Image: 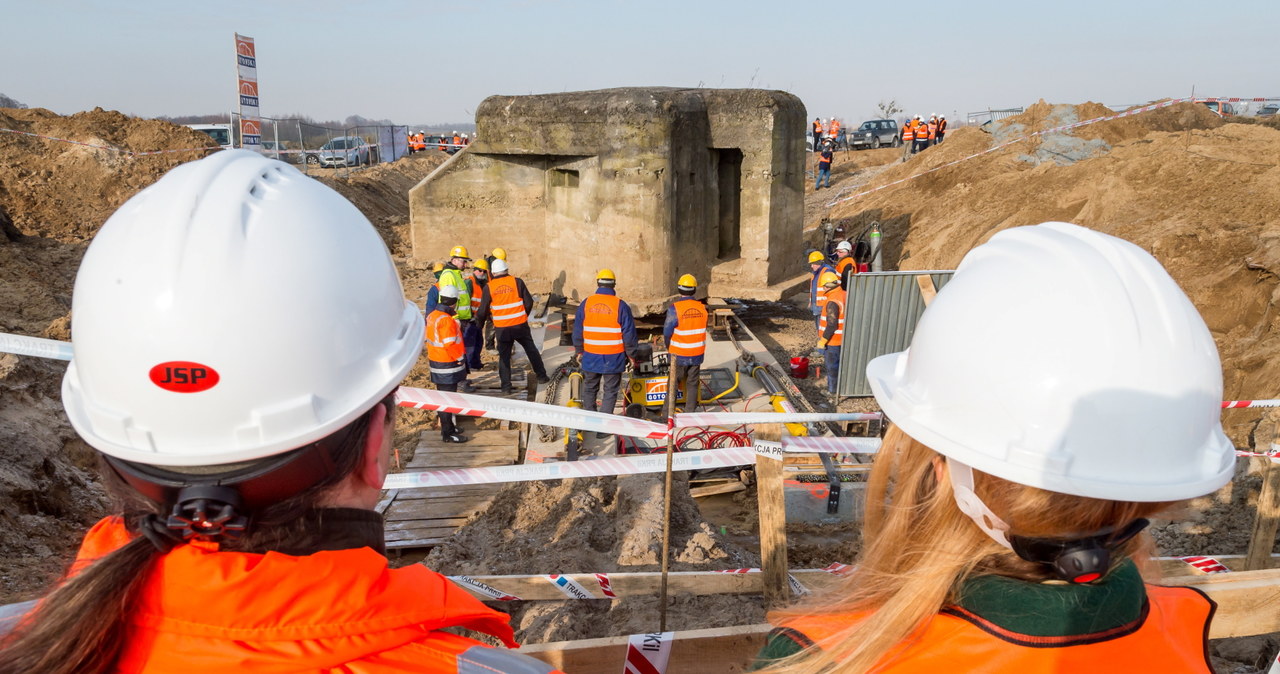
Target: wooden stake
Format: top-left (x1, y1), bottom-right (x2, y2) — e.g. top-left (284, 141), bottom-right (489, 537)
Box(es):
top-left (658, 359), bottom-right (679, 631)
top-left (915, 274), bottom-right (937, 306)
top-left (1245, 456), bottom-right (1280, 570)
top-left (754, 423), bottom-right (789, 607)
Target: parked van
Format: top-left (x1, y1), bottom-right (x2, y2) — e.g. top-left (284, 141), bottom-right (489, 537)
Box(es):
top-left (185, 124), bottom-right (234, 149)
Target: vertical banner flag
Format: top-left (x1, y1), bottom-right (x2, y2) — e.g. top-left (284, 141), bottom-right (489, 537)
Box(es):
top-left (234, 33), bottom-right (260, 147)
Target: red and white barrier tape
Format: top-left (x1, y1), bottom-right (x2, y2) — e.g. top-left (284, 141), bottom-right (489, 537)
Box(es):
top-left (1179, 555), bottom-right (1231, 574)
top-left (783, 435), bottom-right (881, 454)
top-left (382, 445), bottom-right (758, 489)
top-left (596, 573), bottom-right (618, 598)
top-left (624, 632), bottom-right (673, 674)
top-left (825, 97), bottom-right (1198, 207)
top-left (448, 575), bottom-right (522, 601)
top-left (1222, 399), bottom-right (1280, 409)
top-left (0, 333), bottom-right (74, 361)
top-left (546, 573), bottom-right (598, 600)
top-left (396, 386), bottom-right (669, 440)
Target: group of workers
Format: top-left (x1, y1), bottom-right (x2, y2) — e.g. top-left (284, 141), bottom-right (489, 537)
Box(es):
top-left (423, 245), bottom-right (550, 442)
top-left (807, 241), bottom-right (866, 398)
top-left (407, 130), bottom-right (471, 155)
top-left (811, 116), bottom-right (845, 152)
top-left (902, 112), bottom-right (946, 157)
top-left (0, 148), bottom-right (1240, 674)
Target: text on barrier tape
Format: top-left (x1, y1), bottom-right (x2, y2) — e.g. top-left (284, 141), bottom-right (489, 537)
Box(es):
top-left (547, 574), bottom-right (597, 600)
top-left (382, 446), bottom-right (758, 489)
top-left (448, 575), bottom-right (521, 601)
top-left (624, 632), bottom-right (673, 674)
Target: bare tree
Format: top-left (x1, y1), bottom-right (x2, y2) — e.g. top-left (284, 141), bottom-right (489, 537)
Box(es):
top-left (0, 93), bottom-right (28, 109)
top-left (876, 99), bottom-right (903, 119)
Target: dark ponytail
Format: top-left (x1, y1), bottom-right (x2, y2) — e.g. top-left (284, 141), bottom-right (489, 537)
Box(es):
top-left (0, 397), bottom-right (388, 674)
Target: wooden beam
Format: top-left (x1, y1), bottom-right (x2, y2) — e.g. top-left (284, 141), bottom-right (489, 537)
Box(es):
top-left (1158, 568), bottom-right (1280, 638)
top-left (690, 481), bottom-right (746, 498)
top-left (523, 624), bottom-right (771, 673)
top-left (916, 274), bottom-right (937, 306)
top-left (754, 424), bottom-right (789, 607)
top-left (1245, 457), bottom-right (1280, 570)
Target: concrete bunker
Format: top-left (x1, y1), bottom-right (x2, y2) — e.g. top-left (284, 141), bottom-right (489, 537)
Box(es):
top-left (408, 87), bottom-right (808, 314)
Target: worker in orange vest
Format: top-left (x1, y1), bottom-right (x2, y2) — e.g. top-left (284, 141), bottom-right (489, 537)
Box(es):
top-left (572, 269), bottom-right (639, 438)
top-left (812, 117), bottom-right (825, 152)
top-left (900, 119), bottom-right (915, 160)
top-left (754, 223), bottom-right (1233, 674)
top-left (833, 240), bottom-right (857, 288)
top-left (808, 250), bottom-right (836, 328)
top-left (936, 114), bottom-right (948, 144)
top-left (426, 284), bottom-right (470, 444)
top-left (663, 274), bottom-right (708, 408)
top-left (0, 150), bottom-right (564, 674)
top-left (815, 271), bottom-right (845, 399)
top-left (927, 114), bottom-right (939, 147)
top-left (815, 139), bottom-right (834, 190)
top-left (828, 118), bottom-right (842, 148)
top-left (476, 259), bottom-right (550, 395)
top-left (913, 115), bottom-right (930, 154)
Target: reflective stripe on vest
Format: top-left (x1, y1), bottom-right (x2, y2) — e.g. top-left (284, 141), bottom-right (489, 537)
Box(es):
top-left (426, 310), bottom-right (466, 364)
top-left (488, 275), bottom-right (528, 327)
top-left (669, 298), bottom-right (708, 357)
top-left (903, 125), bottom-right (915, 140)
top-left (470, 281), bottom-right (485, 314)
top-left (582, 294), bottom-right (624, 354)
top-left (928, 122), bottom-right (938, 138)
top-left (779, 583), bottom-right (1215, 672)
top-left (814, 121), bottom-right (824, 133)
top-left (819, 288), bottom-right (846, 346)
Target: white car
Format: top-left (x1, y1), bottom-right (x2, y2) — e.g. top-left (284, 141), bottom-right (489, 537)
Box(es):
top-left (318, 136), bottom-right (371, 168)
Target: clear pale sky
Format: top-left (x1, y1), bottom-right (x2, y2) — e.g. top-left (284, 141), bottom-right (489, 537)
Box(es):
top-left (2, 0), bottom-right (1275, 126)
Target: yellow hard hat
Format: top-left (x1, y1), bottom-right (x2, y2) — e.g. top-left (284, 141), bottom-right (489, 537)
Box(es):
top-left (819, 271), bottom-right (841, 287)
top-left (677, 274), bottom-right (697, 290)
top-left (492, 247), bottom-right (507, 261)
top-left (472, 259), bottom-right (490, 272)
top-left (597, 268), bottom-right (617, 284)
top-left (430, 262), bottom-right (444, 273)
top-left (807, 251), bottom-right (825, 264)
top-left (449, 245), bottom-right (470, 260)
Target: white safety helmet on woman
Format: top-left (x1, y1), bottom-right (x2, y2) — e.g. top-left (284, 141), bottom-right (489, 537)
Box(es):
top-left (62, 149), bottom-right (423, 468)
top-left (866, 222), bottom-right (1234, 503)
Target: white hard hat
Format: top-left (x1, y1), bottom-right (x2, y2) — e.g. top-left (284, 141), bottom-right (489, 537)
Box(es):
top-left (914, 114), bottom-right (921, 120)
top-left (62, 149), bottom-right (423, 467)
top-left (491, 259), bottom-right (509, 274)
top-left (866, 222), bottom-right (1234, 502)
top-left (836, 241), bottom-right (853, 252)
top-left (439, 282), bottom-right (460, 299)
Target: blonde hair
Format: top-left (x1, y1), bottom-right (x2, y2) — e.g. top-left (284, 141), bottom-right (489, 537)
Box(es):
top-left (760, 425), bottom-right (1175, 674)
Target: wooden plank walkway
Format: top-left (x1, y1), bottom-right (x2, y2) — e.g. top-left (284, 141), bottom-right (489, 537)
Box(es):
top-left (381, 429), bottom-right (521, 550)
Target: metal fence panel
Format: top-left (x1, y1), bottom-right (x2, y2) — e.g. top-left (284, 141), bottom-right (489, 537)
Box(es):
top-left (837, 271), bottom-right (954, 397)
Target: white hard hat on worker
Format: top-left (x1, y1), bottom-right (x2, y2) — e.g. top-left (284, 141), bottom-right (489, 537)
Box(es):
top-left (867, 221), bottom-right (1234, 504)
top-left (62, 149), bottom-right (423, 467)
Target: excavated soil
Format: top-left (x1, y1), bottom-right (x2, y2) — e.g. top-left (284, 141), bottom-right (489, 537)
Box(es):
top-left (0, 104), bottom-right (1277, 669)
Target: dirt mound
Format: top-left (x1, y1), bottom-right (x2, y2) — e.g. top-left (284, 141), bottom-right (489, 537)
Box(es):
top-left (425, 473), bottom-right (763, 644)
top-left (0, 107), bottom-right (444, 603)
top-left (824, 103), bottom-right (1280, 449)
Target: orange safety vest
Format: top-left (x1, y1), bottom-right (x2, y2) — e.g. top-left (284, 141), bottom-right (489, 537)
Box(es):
top-left (487, 275), bottom-right (528, 327)
top-left (819, 287), bottom-right (846, 346)
top-left (426, 309), bottom-right (465, 367)
top-left (67, 517), bottom-right (563, 674)
top-left (779, 583), bottom-right (1214, 672)
top-left (928, 121), bottom-right (938, 139)
top-left (830, 120), bottom-right (841, 136)
top-left (835, 256), bottom-right (855, 277)
top-left (452, 134), bottom-right (461, 146)
top-left (469, 279), bottom-right (485, 315)
top-left (937, 118), bottom-right (948, 134)
top-left (581, 294), bottom-right (624, 355)
top-left (903, 124), bottom-right (915, 141)
top-left (813, 120), bottom-right (824, 133)
top-left (668, 298), bottom-right (708, 357)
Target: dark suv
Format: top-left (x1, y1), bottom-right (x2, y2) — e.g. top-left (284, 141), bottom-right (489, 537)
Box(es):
top-left (849, 119), bottom-right (901, 149)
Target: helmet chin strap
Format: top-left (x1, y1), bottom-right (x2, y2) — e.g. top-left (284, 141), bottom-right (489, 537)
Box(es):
top-left (947, 457), bottom-right (1012, 549)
